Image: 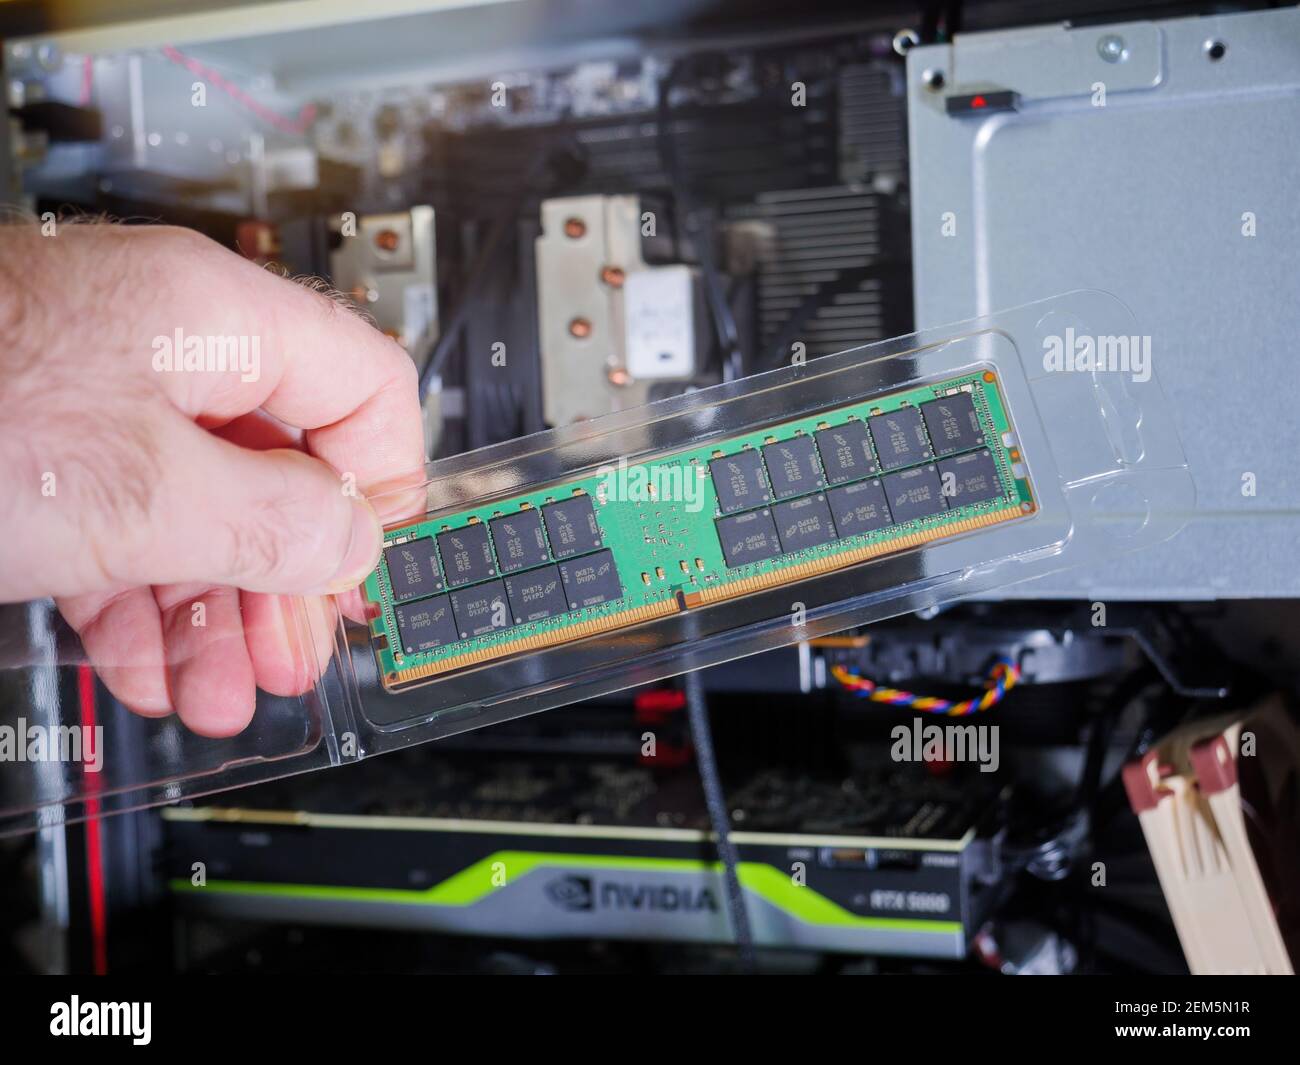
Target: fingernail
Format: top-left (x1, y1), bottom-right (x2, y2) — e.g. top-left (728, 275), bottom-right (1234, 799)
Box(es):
top-left (325, 498), bottom-right (383, 594)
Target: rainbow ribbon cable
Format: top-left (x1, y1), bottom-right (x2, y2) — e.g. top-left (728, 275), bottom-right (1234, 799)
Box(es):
top-left (830, 657), bottom-right (1021, 716)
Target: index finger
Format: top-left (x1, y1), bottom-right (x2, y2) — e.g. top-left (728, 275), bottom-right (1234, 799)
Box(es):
top-left (114, 226), bottom-right (427, 498)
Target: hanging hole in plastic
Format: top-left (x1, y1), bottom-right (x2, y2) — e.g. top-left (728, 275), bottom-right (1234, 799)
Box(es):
top-left (1092, 367), bottom-right (1146, 466)
top-left (1088, 479), bottom-right (1152, 542)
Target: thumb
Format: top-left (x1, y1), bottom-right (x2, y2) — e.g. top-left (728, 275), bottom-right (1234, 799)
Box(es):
top-left (145, 431), bottom-right (384, 596)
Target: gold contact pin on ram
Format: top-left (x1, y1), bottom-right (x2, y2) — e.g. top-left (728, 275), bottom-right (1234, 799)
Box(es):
top-left (385, 506), bottom-right (1029, 688)
top-left (388, 598), bottom-right (681, 686)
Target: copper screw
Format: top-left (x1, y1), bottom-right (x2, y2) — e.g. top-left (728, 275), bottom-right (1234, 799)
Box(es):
top-left (600, 265), bottom-right (625, 288)
top-left (568, 316), bottom-right (592, 339)
top-left (607, 367), bottom-right (630, 386)
top-left (374, 228), bottom-right (400, 252)
top-left (563, 217), bottom-right (587, 239)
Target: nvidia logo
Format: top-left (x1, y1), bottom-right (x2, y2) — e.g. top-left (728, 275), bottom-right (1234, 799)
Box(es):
top-left (544, 874), bottom-right (718, 914)
top-left (545, 875), bottom-right (594, 912)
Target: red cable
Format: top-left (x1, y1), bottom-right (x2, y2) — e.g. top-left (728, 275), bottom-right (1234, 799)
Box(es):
top-left (160, 45), bottom-right (316, 135)
top-left (79, 55), bottom-right (94, 107)
top-left (77, 664), bottom-right (108, 976)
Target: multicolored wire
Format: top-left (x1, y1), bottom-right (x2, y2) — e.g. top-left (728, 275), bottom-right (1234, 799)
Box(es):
top-left (830, 657), bottom-right (1021, 716)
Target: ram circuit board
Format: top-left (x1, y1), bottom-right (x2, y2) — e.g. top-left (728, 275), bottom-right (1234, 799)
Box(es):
top-left (364, 370), bottom-right (1034, 691)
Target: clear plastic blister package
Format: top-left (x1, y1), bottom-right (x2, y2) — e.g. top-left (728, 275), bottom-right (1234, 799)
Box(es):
top-left (0, 291), bottom-right (1194, 833)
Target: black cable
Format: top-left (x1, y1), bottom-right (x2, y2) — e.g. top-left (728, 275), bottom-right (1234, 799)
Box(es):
top-left (419, 210), bottom-right (514, 399)
top-left (418, 139), bottom-right (587, 401)
top-left (683, 668), bottom-right (756, 972)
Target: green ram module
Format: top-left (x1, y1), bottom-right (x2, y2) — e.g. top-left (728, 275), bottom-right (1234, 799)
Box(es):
top-left (364, 370), bottom-right (1033, 691)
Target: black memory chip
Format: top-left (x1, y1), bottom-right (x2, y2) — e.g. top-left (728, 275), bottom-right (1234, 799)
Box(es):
top-left (558, 549), bottom-right (623, 610)
top-left (827, 479), bottom-right (893, 537)
top-left (393, 595), bottom-right (459, 655)
top-left (882, 465), bottom-right (948, 524)
top-left (709, 450), bottom-right (770, 514)
top-left (449, 579), bottom-right (513, 639)
top-left (921, 392), bottom-right (984, 457)
top-left (761, 436), bottom-right (823, 499)
top-left (541, 495), bottom-right (603, 559)
top-left (937, 450), bottom-right (1005, 507)
top-left (436, 522), bottom-right (496, 587)
top-left (504, 564), bottom-right (568, 624)
top-left (868, 408), bottom-right (931, 470)
top-left (489, 509), bottom-right (549, 573)
top-left (383, 537), bottom-right (443, 601)
top-left (773, 494), bottom-right (838, 554)
top-left (715, 508), bottom-right (782, 569)
top-left (814, 421), bottom-right (877, 484)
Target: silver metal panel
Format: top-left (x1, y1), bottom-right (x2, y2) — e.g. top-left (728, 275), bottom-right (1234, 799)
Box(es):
top-left (907, 8), bottom-right (1300, 599)
top-left (8, 0), bottom-right (718, 94)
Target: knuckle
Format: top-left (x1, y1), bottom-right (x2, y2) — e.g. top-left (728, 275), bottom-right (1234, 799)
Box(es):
top-left (152, 224), bottom-right (218, 258)
top-left (390, 351), bottom-right (419, 392)
top-left (133, 226), bottom-right (224, 296)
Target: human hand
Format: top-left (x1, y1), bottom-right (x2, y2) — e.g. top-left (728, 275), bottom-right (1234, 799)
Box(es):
top-left (0, 221), bottom-right (425, 736)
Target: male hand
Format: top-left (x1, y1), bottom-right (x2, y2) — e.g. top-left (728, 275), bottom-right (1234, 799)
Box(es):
top-left (0, 222), bottom-right (425, 736)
